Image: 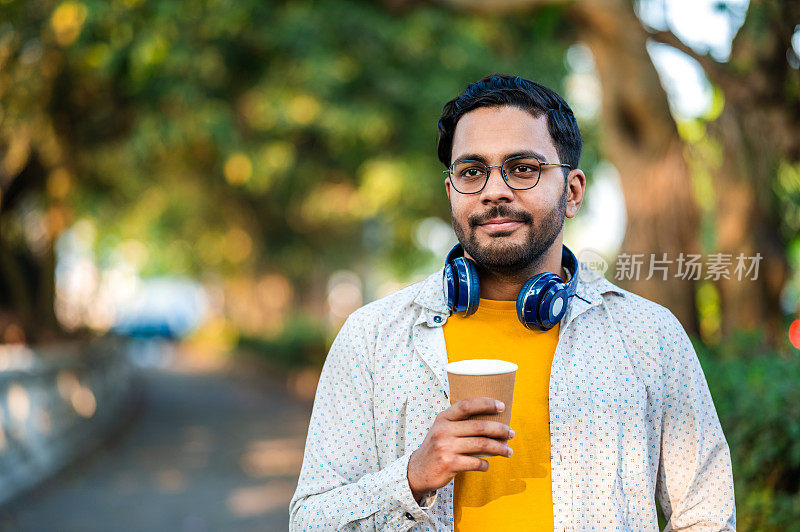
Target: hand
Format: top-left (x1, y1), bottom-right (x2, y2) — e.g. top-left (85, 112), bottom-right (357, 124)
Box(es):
top-left (407, 397), bottom-right (515, 501)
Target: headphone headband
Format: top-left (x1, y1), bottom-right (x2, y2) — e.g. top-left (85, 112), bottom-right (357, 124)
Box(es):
top-left (560, 244), bottom-right (579, 299)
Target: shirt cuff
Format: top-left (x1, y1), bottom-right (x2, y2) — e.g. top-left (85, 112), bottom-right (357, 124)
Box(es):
top-left (382, 451), bottom-right (436, 529)
top-left (416, 490), bottom-right (438, 510)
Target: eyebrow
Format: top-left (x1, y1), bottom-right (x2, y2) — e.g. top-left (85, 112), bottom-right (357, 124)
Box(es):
top-left (452, 150), bottom-right (550, 164)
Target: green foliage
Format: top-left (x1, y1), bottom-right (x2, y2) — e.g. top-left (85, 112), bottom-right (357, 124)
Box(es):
top-left (696, 337), bottom-right (800, 530)
top-left (0, 0), bottom-right (579, 288)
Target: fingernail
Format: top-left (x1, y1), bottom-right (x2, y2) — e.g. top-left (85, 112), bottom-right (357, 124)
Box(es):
top-left (496, 400), bottom-right (505, 411)
top-left (509, 429), bottom-right (515, 438)
top-left (508, 447), bottom-right (513, 456)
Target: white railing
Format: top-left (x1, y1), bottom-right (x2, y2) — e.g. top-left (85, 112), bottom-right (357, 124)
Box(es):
top-left (0, 336), bottom-right (136, 506)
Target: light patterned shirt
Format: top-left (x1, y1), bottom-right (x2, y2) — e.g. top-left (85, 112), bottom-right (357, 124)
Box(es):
top-left (289, 261), bottom-right (736, 531)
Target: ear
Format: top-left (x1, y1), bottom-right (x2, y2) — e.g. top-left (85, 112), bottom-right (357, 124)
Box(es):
top-left (565, 168), bottom-right (585, 219)
top-left (444, 175), bottom-right (452, 202)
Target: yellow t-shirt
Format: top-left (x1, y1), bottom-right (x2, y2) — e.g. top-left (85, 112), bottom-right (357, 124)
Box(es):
top-left (443, 297), bottom-right (559, 531)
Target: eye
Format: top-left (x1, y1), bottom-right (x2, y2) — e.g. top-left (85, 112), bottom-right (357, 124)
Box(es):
top-left (455, 164), bottom-right (486, 179)
top-left (507, 159), bottom-right (541, 177)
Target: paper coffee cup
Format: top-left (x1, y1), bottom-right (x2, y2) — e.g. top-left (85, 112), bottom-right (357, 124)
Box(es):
top-left (446, 359), bottom-right (517, 458)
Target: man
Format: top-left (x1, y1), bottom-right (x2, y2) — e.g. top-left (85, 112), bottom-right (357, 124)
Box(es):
top-left (289, 74), bottom-right (736, 531)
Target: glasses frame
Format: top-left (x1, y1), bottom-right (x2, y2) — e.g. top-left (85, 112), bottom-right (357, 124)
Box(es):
top-left (443, 154), bottom-right (572, 195)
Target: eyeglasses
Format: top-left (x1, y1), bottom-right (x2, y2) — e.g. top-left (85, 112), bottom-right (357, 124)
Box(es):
top-left (443, 155), bottom-right (572, 194)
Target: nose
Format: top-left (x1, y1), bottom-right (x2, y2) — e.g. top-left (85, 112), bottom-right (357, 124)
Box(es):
top-left (479, 165), bottom-right (514, 204)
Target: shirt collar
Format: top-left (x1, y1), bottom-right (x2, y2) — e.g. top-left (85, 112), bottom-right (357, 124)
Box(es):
top-left (412, 261), bottom-right (624, 329)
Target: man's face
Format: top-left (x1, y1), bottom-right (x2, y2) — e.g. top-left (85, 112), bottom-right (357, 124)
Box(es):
top-left (445, 105), bottom-right (576, 274)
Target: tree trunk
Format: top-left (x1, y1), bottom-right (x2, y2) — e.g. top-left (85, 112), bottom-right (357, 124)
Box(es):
top-left (705, 107), bottom-right (788, 344)
top-left (649, 0), bottom-right (799, 344)
top-left (0, 154), bottom-right (63, 343)
top-left (569, 1), bottom-right (701, 333)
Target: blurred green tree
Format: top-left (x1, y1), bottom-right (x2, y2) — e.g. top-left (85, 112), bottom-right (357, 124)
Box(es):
top-left (0, 0), bottom-right (580, 341)
top-left (4, 0), bottom-right (796, 346)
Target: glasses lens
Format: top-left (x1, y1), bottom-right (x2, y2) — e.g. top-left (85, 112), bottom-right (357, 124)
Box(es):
top-left (502, 156), bottom-right (541, 190)
top-left (449, 160), bottom-right (488, 193)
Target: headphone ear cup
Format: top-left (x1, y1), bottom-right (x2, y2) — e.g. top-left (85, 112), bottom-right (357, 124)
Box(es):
top-left (443, 263), bottom-right (457, 311)
top-left (517, 274), bottom-right (562, 331)
top-left (538, 284), bottom-right (568, 330)
top-left (452, 257), bottom-right (480, 316)
top-left (452, 259), bottom-right (468, 313)
top-left (517, 274), bottom-right (547, 330)
top-left (464, 257), bottom-right (480, 316)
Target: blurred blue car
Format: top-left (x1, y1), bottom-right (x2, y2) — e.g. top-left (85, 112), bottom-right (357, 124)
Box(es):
top-left (112, 276), bottom-right (208, 340)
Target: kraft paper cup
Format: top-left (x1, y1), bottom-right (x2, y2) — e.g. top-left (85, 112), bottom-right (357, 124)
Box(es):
top-left (446, 359), bottom-right (517, 458)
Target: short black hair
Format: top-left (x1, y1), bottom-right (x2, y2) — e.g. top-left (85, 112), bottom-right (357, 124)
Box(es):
top-left (437, 74), bottom-right (582, 176)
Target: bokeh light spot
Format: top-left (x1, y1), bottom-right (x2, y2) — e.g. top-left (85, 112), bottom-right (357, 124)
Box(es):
top-left (71, 386), bottom-right (97, 418)
top-left (51, 1), bottom-right (88, 47)
top-left (789, 319), bottom-right (800, 349)
top-left (8, 383), bottom-right (30, 422)
top-left (287, 95), bottom-right (320, 125)
top-left (224, 153), bottom-right (253, 185)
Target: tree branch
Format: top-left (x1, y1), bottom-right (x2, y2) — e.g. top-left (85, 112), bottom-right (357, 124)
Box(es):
top-left (647, 30), bottom-right (730, 86)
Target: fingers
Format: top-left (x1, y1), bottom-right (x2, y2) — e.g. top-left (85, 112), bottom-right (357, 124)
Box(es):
top-left (442, 397), bottom-right (505, 421)
top-left (451, 454), bottom-right (490, 473)
top-left (453, 437), bottom-right (513, 458)
top-left (450, 419), bottom-right (514, 440)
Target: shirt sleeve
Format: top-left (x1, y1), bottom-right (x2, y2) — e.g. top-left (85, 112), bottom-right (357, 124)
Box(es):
top-left (656, 309), bottom-right (736, 531)
top-left (289, 312), bottom-right (436, 531)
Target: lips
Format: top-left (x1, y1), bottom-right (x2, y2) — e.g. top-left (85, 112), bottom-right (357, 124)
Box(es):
top-left (480, 218), bottom-right (523, 232)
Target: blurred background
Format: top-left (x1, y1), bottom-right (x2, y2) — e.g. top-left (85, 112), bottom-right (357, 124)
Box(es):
top-left (0, 0), bottom-right (798, 529)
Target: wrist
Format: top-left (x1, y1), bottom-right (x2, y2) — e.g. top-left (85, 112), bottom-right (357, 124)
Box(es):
top-left (407, 451), bottom-right (428, 501)
top-left (408, 474), bottom-right (428, 502)
top-left (411, 486), bottom-right (428, 502)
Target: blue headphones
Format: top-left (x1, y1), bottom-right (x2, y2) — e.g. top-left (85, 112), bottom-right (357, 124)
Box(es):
top-left (442, 243), bottom-right (579, 331)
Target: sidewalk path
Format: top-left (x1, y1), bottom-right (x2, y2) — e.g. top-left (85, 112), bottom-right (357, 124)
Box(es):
top-left (0, 345), bottom-right (314, 531)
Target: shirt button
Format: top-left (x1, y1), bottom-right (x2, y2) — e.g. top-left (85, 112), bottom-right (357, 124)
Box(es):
top-left (405, 511), bottom-right (415, 520)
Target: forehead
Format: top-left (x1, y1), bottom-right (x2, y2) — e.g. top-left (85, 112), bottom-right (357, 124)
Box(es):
top-left (451, 105), bottom-right (557, 161)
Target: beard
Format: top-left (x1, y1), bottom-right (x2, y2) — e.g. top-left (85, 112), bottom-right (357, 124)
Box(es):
top-left (450, 183), bottom-right (567, 275)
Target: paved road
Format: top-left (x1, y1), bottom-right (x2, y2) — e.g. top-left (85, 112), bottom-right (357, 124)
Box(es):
top-left (0, 348), bottom-right (314, 531)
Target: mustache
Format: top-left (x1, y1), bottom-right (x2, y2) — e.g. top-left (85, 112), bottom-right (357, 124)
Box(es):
top-left (468, 206), bottom-right (533, 228)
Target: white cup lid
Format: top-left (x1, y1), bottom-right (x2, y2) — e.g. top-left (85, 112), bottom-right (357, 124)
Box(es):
top-left (446, 359), bottom-right (518, 375)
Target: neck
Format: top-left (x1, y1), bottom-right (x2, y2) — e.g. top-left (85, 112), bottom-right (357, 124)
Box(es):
top-left (468, 241), bottom-right (567, 301)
